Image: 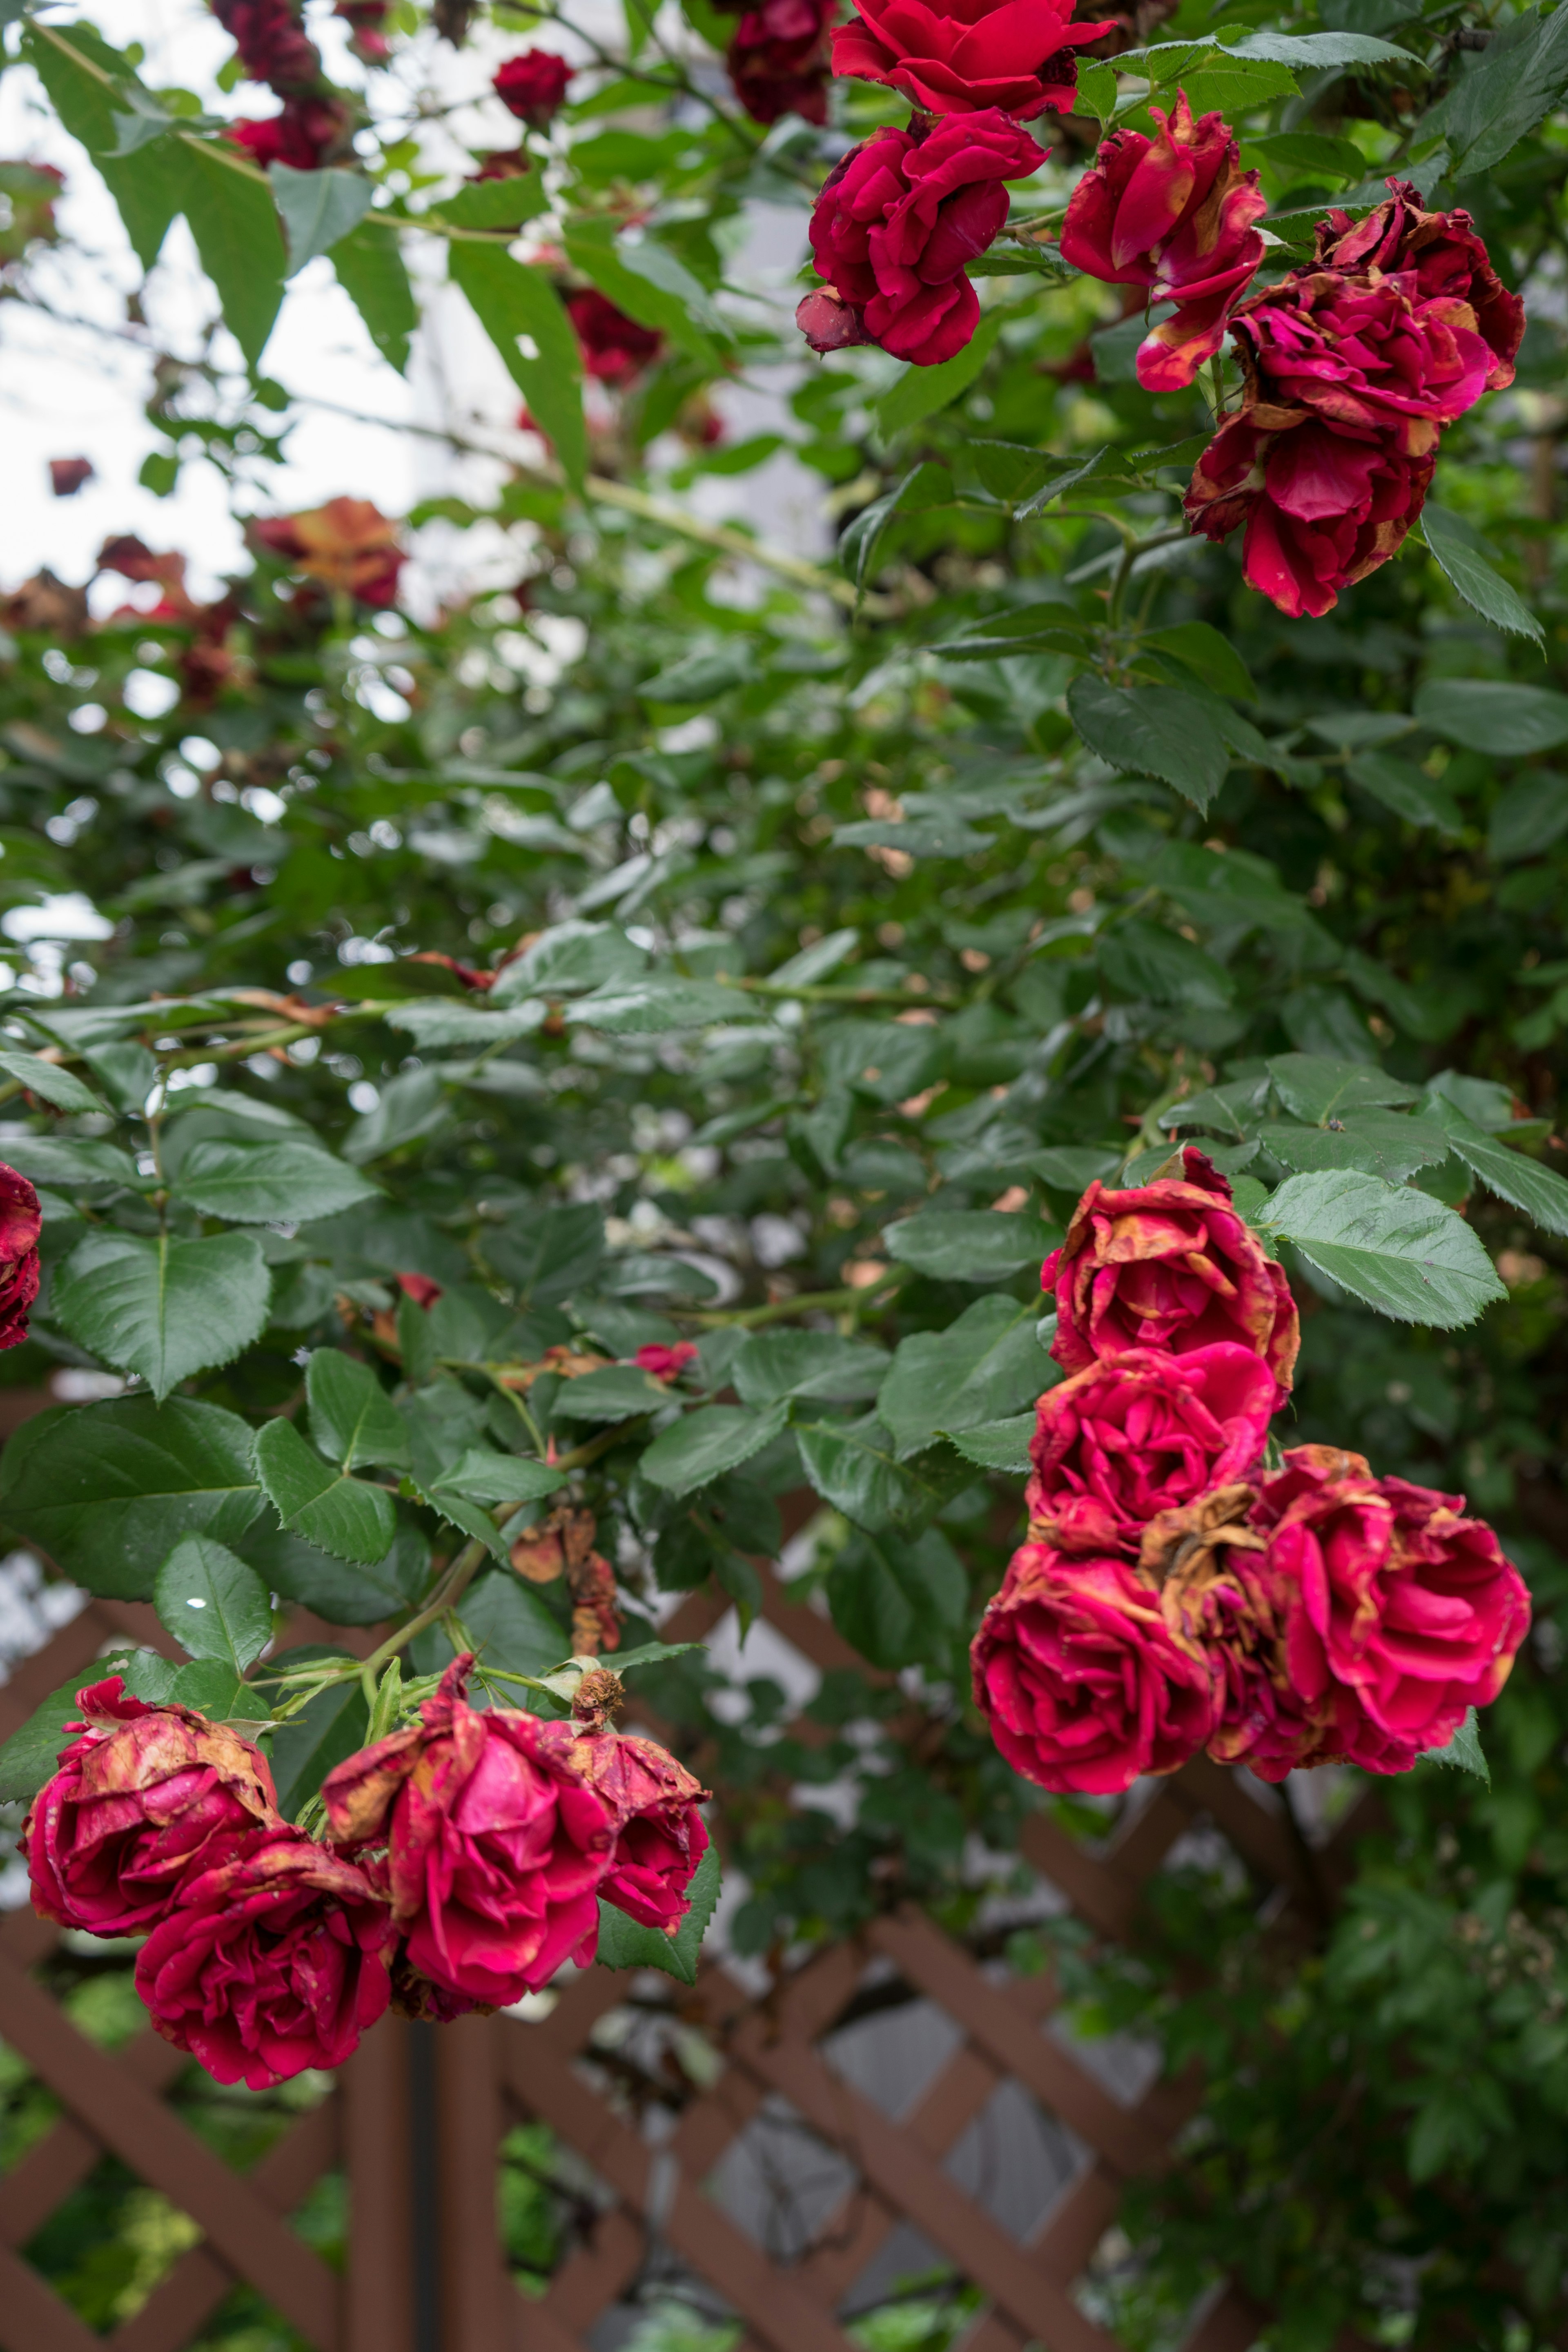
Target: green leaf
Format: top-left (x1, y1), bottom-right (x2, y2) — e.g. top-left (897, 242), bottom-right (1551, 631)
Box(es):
top-left (267, 1659), bottom-right (369, 1820)
top-left (0, 1053), bottom-right (108, 1113)
top-left (1345, 752), bottom-right (1463, 834)
top-left (882, 1210), bottom-right (1058, 1282)
top-left (456, 1572), bottom-right (573, 1679)
top-left (639, 1402), bottom-right (788, 1497)
top-left (550, 1365), bottom-right (670, 1423)
top-left (487, 1202), bottom-right (605, 1305)
top-left (569, 978), bottom-right (760, 1032)
top-left (826, 1526), bottom-right (967, 1670)
top-left (1257, 1111), bottom-right (1450, 1185)
top-left (596, 1840), bottom-right (719, 1985)
top-left (0, 1656), bottom-right (140, 1805)
top-left (878, 1294), bottom-right (1053, 1458)
top-left (1421, 508), bottom-right (1544, 649)
top-left (23, 24), bottom-right (181, 268)
top-left (177, 138), bottom-right (288, 368)
top-left (877, 309), bottom-right (1005, 438)
top-left (332, 219), bottom-right (418, 371)
top-left (305, 1349), bottom-right (411, 1470)
top-left (241, 1518), bottom-right (429, 1627)
top-left (430, 1448), bottom-right (568, 1505)
top-left (154, 1535), bottom-right (272, 1670)
top-left (1227, 27), bottom-right (1415, 63)
top-left (1140, 621), bottom-right (1256, 703)
top-left (838, 461), bottom-right (954, 592)
top-left (1421, 1705), bottom-right (1489, 1784)
top-left (1424, 1097), bottom-right (1568, 1238)
top-left (0, 1397), bottom-right (263, 1599)
top-left (1098, 920), bottom-right (1235, 1011)
top-left (1258, 1172), bottom-right (1507, 1327)
top-left (945, 1414), bottom-right (1034, 1474)
top-left (1243, 129), bottom-right (1369, 183)
top-left (52, 1228), bottom-right (271, 1400)
top-left (449, 241), bottom-right (586, 490)
top-left (731, 1331), bottom-right (889, 1406)
top-left (254, 1416), bottom-right (397, 1566)
top-left (639, 647), bottom-right (754, 703)
top-left (1067, 677), bottom-right (1229, 815)
top-left (1267, 1054), bottom-right (1421, 1124)
top-left (564, 218), bottom-right (725, 361)
top-left (268, 163), bottom-right (376, 276)
top-left (0, 1134), bottom-right (141, 1192)
top-left (795, 1413), bottom-right (961, 1532)
top-left (1428, 3), bottom-right (1568, 174)
top-left (431, 175), bottom-right (548, 230)
top-left (1488, 771), bottom-right (1568, 862)
top-left (173, 1137), bottom-right (381, 1223)
top-left (493, 920), bottom-right (647, 1001)
top-left (1414, 679), bottom-right (1568, 757)
top-left (1074, 57), bottom-right (1119, 120)
top-left (381, 1000), bottom-right (545, 1049)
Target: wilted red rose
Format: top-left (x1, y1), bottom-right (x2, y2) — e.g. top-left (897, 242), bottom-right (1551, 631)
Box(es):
top-left (801, 112), bottom-right (1044, 368)
top-left (210, 0), bottom-right (322, 90)
top-left (970, 1539), bottom-right (1215, 1794)
top-left (229, 98), bottom-right (352, 172)
top-left (1314, 177), bottom-right (1523, 393)
top-left (136, 1831), bottom-right (393, 2087)
top-left (1027, 1341), bottom-right (1276, 1556)
top-left (493, 49), bottom-right (575, 126)
top-left (1185, 266), bottom-right (1494, 618)
top-left (0, 1161), bottom-right (40, 1350)
top-left (1059, 92), bottom-right (1265, 390)
top-left (48, 458), bottom-right (94, 498)
top-left (633, 1341), bottom-right (698, 1384)
top-left (335, 0), bottom-right (392, 63)
top-left (250, 497), bottom-right (405, 608)
top-left (322, 1657), bottom-right (616, 2010)
top-left (539, 1719), bottom-right (709, 1933)
top-left (565, 289), bottom-right (664, 385)
top-left (24, 1676), bottom-right (281, 1937)
top-left (833, 0), bottom-right (1113, 117)
top-left (728, 0), bottom-right (833, 125)
top-left (1043, 1147), bottom-right (1299, 1395)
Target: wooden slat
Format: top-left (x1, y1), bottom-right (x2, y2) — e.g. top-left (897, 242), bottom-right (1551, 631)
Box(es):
top-left (0, 2240), bottom-right (101, 2352)
top-left (439, 2015), bottom-right (509, 2352)
top-left (344, 2018), bottom-right (414, 2352)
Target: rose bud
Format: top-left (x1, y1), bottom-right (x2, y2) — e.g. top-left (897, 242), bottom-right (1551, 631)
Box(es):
top-left (0, 1161), bottom-right (40, 1350)
top-left (633, 1341), bottom-right (698, 1384)
top-left (1313, 178), bottom-right (1523, 392)
top-left (1043, 1147), bottom-right (1299, 1394)
top-left (832, 0), bottom-right (1114, 121)
top-left (1026, 1341), bottom-right (1277, 1556)
top-left (135, 1831), bottom-right (394, 2088)
top-left (970, 1539), bottom-right (1216, 1795)
top-left (539, 1686), bottom-right (710, 1934)
top-left (322, 1657), bottom-right (616, 2011)
top-left (493, 49), bottom-right (575, 128)
top-left (24, 1675), bottom-right (281, 1938)
top-left (1059, 92), bottom-right (1265, 391)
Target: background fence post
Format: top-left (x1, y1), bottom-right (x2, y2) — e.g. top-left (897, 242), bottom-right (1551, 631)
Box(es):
top-left (343, 2014), bottom-right (417, 2352)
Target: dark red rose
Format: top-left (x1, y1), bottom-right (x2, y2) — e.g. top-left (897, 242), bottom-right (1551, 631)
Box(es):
top-left (565, 289), bottom-right (664, 384)
top-left (1059, 92), bottom-right (1265, 390)
top-left (537, 1720), bottom-right (709, 1933)
top-left (335, 0), bottom-right (392, 63)
top-left (633, 1341), bottom-right (698, 1383)
top-left (801, 112), bottom-right (1044, 368)
top-left (48, 458), bottom-right (94, 497)
top-left (1314, 178), bottom-right (1523, 393)
top-left (1042, 1146), bottom-right (1299, 1395)
top-left (0, 1160), bottom-right (40, 1350)
top-left (832, 0), bottom-right (1113, 118)
top-left (1027, 1341), bottom-right (1277, 1556)
top-left (321, 1657), bottom-right (616, 2010)
top-left (493, 49), bottom-right (575, 127)
top-left (210, 0), bottom-right (322, 90)
top-left (24, 1676), bottom-right (281, 1937)
top-left (728, 0), bottom-right (833, 125)
top-left (136, 1831), bottom-right (393, 2087)
top-left (1185, 265), bottom-right (1494, 618)
top-left (229, 98), bottom-right (351, 172)
top-left (396, 1270), bottom-right (443, 1308)
top-left (469, 147), bottom-right (533, 183)
top-left (797, 287), bottom-right (875, 353)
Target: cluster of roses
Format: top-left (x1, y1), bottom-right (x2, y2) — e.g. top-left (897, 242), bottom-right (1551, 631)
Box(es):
top-left (24, 1658), bottom-right (708, 2089)
top-left (213, 0), bottom-right (374, 175)
top-left (971, 1150), bottom-right (1532, 1796)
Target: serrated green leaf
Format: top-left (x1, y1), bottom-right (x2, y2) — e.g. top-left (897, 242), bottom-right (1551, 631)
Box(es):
top-left (826, 1525), bottom-right (966, 1671)
top-left (550, 1365), bottom-right (670, 1421)
top-left (154, 1534), bottom-right (272, 1670)
top-left (1345, 751), bottom-right (1463, 834)
top-left (878, 1295), bottom-right (1053, 1459)
top-left (944, 1414), bottom-right (1034, 1473)
top-left (639, 1402), bottom-right (788, 1497)
top-left (1421, 1705), bottom-right (1489, 1784)
top-left (1258, 1171), bottom-right (1506, 1327)
top-left (268, 163), bottom-right (375, 276)
top-left (0, 1053), bottom-right (108, 1113)
top-left (882, 1210), bottom-right (1058, 1282)
top-left (731, 1330), bottom-right (889, 1406)
top-left (178, 138), bottom-right (288, 367)
top-left (173, 1137), bottom-right (381, 1223)
top-left (430, 1448), bottom-right (568, 1504)
top-left (1421, 508), bottom-right (1544, 649)
top-left (306, 1350), bottom-right (411, 1471)
top-left (1068, 677), bottom-right (1229, 814)
top-left (1267, 1054), bottom-right (1421, 1124)
top-left (877, 309), bottom-right (1005, 438)
top-left (795, 1413), bottom-right (964, 1532)
top-left (332, 218), bottom-right (418, 371)
top-left (53, 1228), bottom-right (271, 1400)
top-left (1258, 1111), bottom-right (1450, 1185)
top-left (1424, 1097), bottom-right (1568, 1237)
top-left (255, 1415), bottom-right (396, 1566)
top-left (0, 1134), bottom-right (142, 1192)
top-left (1414, 679), bottom-right (1568, 756)
top-left (449, 241), bottom-right (586, 490)
top-left (0, 1656), bottom-right (140, 1805)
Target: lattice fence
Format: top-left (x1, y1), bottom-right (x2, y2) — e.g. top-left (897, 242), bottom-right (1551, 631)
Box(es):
top-left (0, 1549), bottom-right (1369, 2352)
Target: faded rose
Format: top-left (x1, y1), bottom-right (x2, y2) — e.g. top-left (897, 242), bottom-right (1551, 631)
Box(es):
top-left (250, 497), bottom-right (405, 608)
top-left (322, 1657), bottom-right (615, 2009)
top-left (24, 1676), bottom-right (280, 1937)
top-left (539, 1719), bottom-right (710, 1933)
top-left (970, 1540), bottom-right (1215, 1794)
top-left (0, 1160), bottom-right (40, 1350)
top-left (493, 50), bottom-right (574, 126)
top-left (136, 1831), bottom-right (393, 2088)
top-left (728, 0), bottom-right (833, 125)
top-left (1042, 1146), bottom-right (1299, 1394)
top-left (1027, 1341), bottom-right (1277, 1556)
top-left (633, 1341), bottom-right (698, 1384)
top-left (1314, 178), bottom-right (1523, 392)
top-left (565, 290), bottom-right (664, 385)
top-left (832, 0), bottom-right (1113, 119)
top-left (1059, 92), bottom-right (1265, 390)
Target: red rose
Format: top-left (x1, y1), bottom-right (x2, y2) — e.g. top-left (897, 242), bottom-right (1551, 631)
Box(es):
top-left (1059, 92), bottom-right (1265, 390)
top-left (23, 1676), bottom-right (281, 1937)
top-left (1026, 1341), bottom-right (1277, 1556)
top-left (396, 1270), bottom-right (443, 1308)
top-left (1042, 1146), bottom-right (1299, 1395)
top-left (1314, 178), bottom-right (1523, 392)
top-left (970, 1539), bottom-right (1216, 1794)
top-left (538, 1719), bottom-right (710, 1933)
top-left (229, 98), bottom-right (351, 172)
top-left (210, 0), bottom-right (321, 90)
top-left (321, 1657), bottom-right (616, 2010)
top-left (565, 289), bottom-right (664, 385)
top-left (1185, 265), bottom-right (1494, 618)
top-left (335, 0), bottom-right (392, 64)
top-left (728, 0), bottom-right (833, 125)
top-left (0, 1160), bottom-right (40, 1350)
top-left (136, 1831), bottom-right (393, 2088)
top-left (832, 0), bottom-right (1113, 118)
top-left (493, 50), bottom-right (575, 127)
top-left (633, 1340), bottom-right (698, 1384)
top-left (801, 112), bottom-right (1044, 368)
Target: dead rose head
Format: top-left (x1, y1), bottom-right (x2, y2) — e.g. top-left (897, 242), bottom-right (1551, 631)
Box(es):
top-left (321, 1657), bottom-right (616, 2011)
top-left (1027, 1341), bottom-right (1277, 1556)
top-left (970, 1538), bottom-right (1216, 1795)
top-left (832, 0), bottom-right (1114, 120)
top-left (135, 1830), bottom-right (393, 2088)
top-left (538, 1714), bottom-right (710, 1934)
top-left (250, 497), bottom-right (405, 608)
top-left (24, 1675), bottom-right (281, 1937)
top-left (1059, 91), bottom-right (1265, 390)
top-left (1042, 1147), bottom-right (1299, 1394)
top-left (1314, 178), bottom-right (1523, 392)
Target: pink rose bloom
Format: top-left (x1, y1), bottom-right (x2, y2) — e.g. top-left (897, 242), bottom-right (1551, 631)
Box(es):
top-left (1043, 1146), bottom-right (1299, 1394)
top-left (24, 1676), bottom-right (281, 1938)
top-left (800, 112), bottom-right (1045, 368)
top-left (1060, 92), bottom-right (1265, 390)
top-left (633, 1340), bottom-right (699, 1384)
top-left (1185, 265), bottom-right (1494, 618)
top-left (832, 0), bottom-right (1114, 120)
top-left (322, 1657), bottom-right (616, 2010)
top-left (136, 1831), bottom-right (393, 2088)
top-left (0, 1161), bottom-right (40, 1350)
top-left (1314, 178), bottom-right (1523, 392)
top-left (1027, 1341), bottom-right (1277, 1555)
top-left (493, 49), bottom-right (575, 126)
top-left (539, 1719), bottom-right (710, 1933)
top-left (728, 0), bottom-right (833, 125)
top-left (971, 1539), bottom-right (1216, 1794)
